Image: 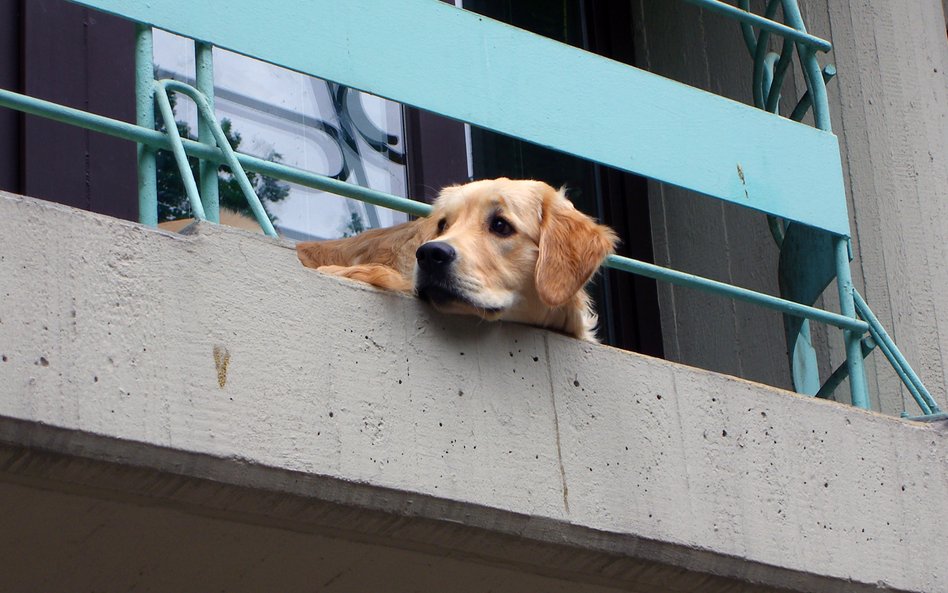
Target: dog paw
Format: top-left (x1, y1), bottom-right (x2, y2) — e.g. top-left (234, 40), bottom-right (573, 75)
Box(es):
top-left (316, 265), bottom-right (352, 277)
top-left (316, 264), bottom-right (413, 293)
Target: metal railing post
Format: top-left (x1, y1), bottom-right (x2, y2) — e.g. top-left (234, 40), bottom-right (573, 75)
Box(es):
top-left (835, 238), bottom-right (870, 409)
top-left (155, 79), bottom-right (276, 236)
top-left (853, 291), bottom-right (941, 415)
top-left (195, 42), bottom-right (220, 223)
top-left (780, 0), bottom-right (832, 132)
top-left (135, 24), bottom-right (157, 226)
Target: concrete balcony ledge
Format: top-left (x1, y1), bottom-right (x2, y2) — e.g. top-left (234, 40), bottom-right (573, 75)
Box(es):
top-left (0, 191), bottom-right (945, 593)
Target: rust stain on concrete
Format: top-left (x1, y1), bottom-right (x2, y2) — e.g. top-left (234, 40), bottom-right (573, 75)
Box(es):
top-left (213, 345), bottom-right (231, 389)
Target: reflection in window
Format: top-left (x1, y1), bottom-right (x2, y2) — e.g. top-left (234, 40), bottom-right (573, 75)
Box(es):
top-left (153, 30), bottom-right (408, 240)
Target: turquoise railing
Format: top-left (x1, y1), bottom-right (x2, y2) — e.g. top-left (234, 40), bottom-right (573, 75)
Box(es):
top-left (0, 0), bottom-right (939, 418)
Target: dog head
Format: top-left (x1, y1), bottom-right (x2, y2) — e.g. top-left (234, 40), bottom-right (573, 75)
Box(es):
top-left (414, 178), bottom-right (617, 340)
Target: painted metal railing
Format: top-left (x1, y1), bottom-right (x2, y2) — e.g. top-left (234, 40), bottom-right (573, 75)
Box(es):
top-left (0, 0), bottom-right (939, 418)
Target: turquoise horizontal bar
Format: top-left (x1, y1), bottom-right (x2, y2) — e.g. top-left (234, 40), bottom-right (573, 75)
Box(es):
top-left (905, 412), bottom-right (948, 422)
top-left (603, 254), bottom-right (867, 333)
top-left (0, 87), bottom-right (864, 333)
top-left (64, 0), bottom-right (851, 237)
top-left (0, 87), bottom-right (430, 218)
top-left (681, 0), bottom-right (832, 52)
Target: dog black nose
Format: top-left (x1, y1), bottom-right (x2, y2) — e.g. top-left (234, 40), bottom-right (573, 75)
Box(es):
top-left (416, 241), bottom-right (456, 274)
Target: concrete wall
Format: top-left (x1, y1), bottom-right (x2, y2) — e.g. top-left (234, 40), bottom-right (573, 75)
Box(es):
top-left (630, 0), bottom-right (799, 392)
top-left (1, 192), bottom-right (946, 592)
top-left (631, 0), bottom-right (948, 415)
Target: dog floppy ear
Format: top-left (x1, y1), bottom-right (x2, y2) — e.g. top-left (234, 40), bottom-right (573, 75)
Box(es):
top-left (535, 188), bottom-right (617, 308)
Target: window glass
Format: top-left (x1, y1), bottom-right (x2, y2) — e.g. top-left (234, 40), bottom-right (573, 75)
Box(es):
top-left (153, 30), bottom-right (408, 240)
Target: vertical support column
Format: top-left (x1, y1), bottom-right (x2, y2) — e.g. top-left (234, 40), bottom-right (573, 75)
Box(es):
top-left (788, 0), bottom-right (865, 405)
top-left (135, 24), bottom-right (157, 226)
top-left (195, 42), bottom-right (220, 223)
top-left (835, 237), bottom-right (870, 409)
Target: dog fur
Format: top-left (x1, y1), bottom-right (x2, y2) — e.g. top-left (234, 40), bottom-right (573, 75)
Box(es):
top-left (296, 178), bottom-right (617, 341)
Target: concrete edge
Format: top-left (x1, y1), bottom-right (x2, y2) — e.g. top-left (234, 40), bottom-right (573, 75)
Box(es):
top-left (2, 191), bottom-right (944, 593)
top-left (0, 416), bottom-right (907, 593)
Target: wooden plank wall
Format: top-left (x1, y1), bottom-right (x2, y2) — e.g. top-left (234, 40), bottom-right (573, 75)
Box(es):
top-left (19, 0), bottom-right (137, 221)
top-left (0, 0), bottom-right (21, 194)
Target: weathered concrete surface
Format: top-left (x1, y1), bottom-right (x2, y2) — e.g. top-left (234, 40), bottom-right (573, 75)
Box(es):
top-left (1, 192), bottom-right (946, 592)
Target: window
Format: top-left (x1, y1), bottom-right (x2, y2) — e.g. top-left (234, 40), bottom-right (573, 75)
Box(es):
top-left (153, 31), bottom-right (410, 241)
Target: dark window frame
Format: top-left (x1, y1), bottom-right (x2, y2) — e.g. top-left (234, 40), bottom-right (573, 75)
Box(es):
top-left (0, 0), bottom-right (137, 221)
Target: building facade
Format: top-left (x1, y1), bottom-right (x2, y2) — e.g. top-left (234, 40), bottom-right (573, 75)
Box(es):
top-left (0, 1), bottom-right (946, 591)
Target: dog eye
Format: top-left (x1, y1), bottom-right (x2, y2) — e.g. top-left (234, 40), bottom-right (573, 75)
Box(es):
top-left (489, 215), bottom-right (514, 237)
top-left (437, 218), bottom-right (447, 234)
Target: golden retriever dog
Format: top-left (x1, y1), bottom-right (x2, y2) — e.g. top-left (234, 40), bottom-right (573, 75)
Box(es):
top-left (296, 178), bottom-right (617, 342)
